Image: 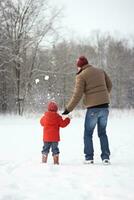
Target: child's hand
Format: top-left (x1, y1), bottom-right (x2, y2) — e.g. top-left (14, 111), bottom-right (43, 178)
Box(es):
top-left (62, 115), bottom-right (67, 120)
top-left (62, 114), bottom-right (72, 120)
top-left (67, 114), bottom-right (72, 119)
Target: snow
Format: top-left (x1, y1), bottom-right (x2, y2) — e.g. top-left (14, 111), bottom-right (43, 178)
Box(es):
top-left (0, 109), bottom-right (134, 200)
top-left (44, 75), bottom-right (49, 80)
top-left (35, 79), bottom-right (40, 84)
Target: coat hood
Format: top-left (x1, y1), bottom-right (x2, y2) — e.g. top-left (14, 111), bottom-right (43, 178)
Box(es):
top-left (44, 111), bottom-right (59, 126)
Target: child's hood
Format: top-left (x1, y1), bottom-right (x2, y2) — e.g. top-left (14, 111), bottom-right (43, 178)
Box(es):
top-left (44, 111), bottom-right (60, 125)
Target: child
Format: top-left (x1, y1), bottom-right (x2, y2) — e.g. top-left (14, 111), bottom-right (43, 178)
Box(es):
top-left (40, 101), bottom-right (71, 164)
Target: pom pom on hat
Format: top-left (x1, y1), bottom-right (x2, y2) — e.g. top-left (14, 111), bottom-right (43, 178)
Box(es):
top-left (48, 101), bottom-right (58, 112)
top-left (76, 56), bottom-right (88, 68)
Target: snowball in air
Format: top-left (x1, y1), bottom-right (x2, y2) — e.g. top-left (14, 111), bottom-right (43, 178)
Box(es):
top-left (35, 79), bottom-right (39, 84)
top-left (44, 75), bottom-right (49, 80)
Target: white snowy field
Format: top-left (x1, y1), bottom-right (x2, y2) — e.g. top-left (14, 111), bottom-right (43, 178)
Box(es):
top-left (0, 109), bottom-right (134, 200)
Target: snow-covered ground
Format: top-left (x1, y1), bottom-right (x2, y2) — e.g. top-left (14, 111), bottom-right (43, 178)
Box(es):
top-left (0, 109), bottom-right (134, 200)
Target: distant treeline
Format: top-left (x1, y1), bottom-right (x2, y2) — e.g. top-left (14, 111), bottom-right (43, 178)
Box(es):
top-left (0, 0), bottom-right (134, 114)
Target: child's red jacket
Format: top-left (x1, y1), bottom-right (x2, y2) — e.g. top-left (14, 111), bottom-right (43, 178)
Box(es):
top-left (40, 111), bottom-right (70, 142)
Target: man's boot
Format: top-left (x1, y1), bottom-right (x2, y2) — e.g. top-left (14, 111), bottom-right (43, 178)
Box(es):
top-left (42, 154), bottom-right (48, 163)
top-left (53, 154), bottom-right (59, 165)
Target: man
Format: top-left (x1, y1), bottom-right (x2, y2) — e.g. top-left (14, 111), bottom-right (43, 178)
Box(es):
top-left (62, 56), bottom-right (112, 165)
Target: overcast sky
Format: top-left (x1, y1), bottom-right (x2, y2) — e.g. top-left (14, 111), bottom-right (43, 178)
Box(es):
top-left (52, 0), bottom-right (134, 39)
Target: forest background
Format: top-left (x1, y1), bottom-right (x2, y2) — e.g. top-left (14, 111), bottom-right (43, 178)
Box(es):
top-left (0, 0), bottom-right (134, 115)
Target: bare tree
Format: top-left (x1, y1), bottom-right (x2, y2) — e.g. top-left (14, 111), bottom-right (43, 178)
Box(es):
top-left (0, 0), bottom-right (61, 114)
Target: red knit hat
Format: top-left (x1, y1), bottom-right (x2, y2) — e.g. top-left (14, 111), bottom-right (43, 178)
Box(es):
top-left (76, 56), bottom-right (88, 68)
top-left (48, 101), bottom-right (58, 112)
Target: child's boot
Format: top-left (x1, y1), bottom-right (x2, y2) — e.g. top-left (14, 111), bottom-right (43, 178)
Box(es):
top-left (42, 154), bottom-right (48, 163)
top-left (53, 154), bottom-right (59, 165)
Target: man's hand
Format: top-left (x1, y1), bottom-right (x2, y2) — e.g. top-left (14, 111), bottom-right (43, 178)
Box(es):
top-left (62, 109), bottom-right (70, 115)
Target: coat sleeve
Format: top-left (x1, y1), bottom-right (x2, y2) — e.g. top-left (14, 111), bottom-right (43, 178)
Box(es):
top-left (104, 71), bottom-right (112, 93)
top-left (66, 75), bottom-right (85, 112)
top-left (40, 116), bottom-right (45, 126)
top-left (59, 116), bottom-right (70, 128)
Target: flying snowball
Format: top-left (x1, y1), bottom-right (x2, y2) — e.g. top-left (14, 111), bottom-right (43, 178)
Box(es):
top-left (35, 79), bottom-right (39, 84)
top-left (44, 75), bottom-right (49, 80)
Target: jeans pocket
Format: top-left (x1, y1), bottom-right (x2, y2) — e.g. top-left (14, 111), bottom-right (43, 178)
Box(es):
top-left (89, 110), bottom-right (98, 118)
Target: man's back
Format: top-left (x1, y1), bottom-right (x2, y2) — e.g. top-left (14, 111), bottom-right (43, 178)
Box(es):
top-left (78, 65), bottom-right (112, 108)
top-left (66, 64), bottom-right (112, 111)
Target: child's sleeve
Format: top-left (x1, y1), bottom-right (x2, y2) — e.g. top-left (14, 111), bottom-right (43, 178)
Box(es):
top-left (59, 116), bottom-right (70, 128)
top-left (40, 116), bottom-right (45, 126)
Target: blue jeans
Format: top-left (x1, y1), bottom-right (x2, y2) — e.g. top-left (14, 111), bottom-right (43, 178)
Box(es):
top-left (42, 142), bottom-right (60, 156)
top-left (84, 107), bottom-right (110, 161)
